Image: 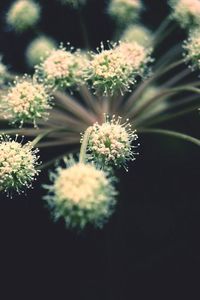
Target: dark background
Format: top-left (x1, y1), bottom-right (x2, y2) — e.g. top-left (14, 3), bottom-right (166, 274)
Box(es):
top-left (0, 0), bottom-right (200, 299)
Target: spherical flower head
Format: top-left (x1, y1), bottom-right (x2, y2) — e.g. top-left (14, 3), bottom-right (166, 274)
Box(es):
top-left (59, 0), bottom-right (86, 8)
top-left (0, 135), bottom-right (40, 194)
top-left (108, 0), bottom-right (142, 25)
top-left (121, 24), bottom-right (153, 47)
top-left (26, 36), bottom-right (57, 68)
top-left (183, 29), bottom-right (200, 69)
top-left (170, 0), bottom-right (200, 29)
top-left (85, 115), bottom-right (139, 169)
top-left (6, 0), bottom-right (41, 33)
top-left (2, 77), bottom-right (52, 127)
top-left (44, 158), bottom-right (117, 230)
top-left (86, 42), bottom-right (152, 96)
top-left (36, 46), bottom-right (87, 89)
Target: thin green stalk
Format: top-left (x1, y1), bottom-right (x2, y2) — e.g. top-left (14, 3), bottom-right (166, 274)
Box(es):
top-left (31, 127), bottom-right (68, 147)
top-left (138, 128), bottom-right (200, 147)
top-left (129, 85), bottom-right (200, 120)
top-left (79, 126), bottom-right (92, 163)
top-left (137, 104), bottom-right (200, 128)
top-left (124, 58), bottom-right (185, 114)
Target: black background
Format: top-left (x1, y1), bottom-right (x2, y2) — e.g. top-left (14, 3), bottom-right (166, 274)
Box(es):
top-left (0, 0), bottom-right (200, 299)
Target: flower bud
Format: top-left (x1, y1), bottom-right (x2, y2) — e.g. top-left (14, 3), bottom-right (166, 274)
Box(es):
top-left (26, 36), bottom-right (57, 68)
top-left (121, 24), bottom-right (153, 47)
top-left (108, 0), bottom-right (142, 25)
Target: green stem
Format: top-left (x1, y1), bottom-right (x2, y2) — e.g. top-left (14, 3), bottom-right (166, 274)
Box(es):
top-left (139, 128), bottom-right (200, 147)
top-left (79, 126), bottom-right (92, 163)
top-left (124, 59), bottom-right (185, 114)
top-left (129, 85), bottom-right (200, 120)
top-left (31, 128), bottom-right (67, 147)
top-left (153, 16), bottom-right (172, 42)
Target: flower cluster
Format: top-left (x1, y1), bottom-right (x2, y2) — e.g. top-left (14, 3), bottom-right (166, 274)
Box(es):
top-left (36, 47), bottom-right (89, 89)
top-left (86, 42), bottom-right (152, 96)
top-left (170, 0), bottom-right (200, 29)
top-left (183, 29), bottom-right (200, 69)
top-left (121, 24), bottom-right (153, 47)
top-left (0, 135), bottom-right (40, 194)
top-left (44, 158), bottom-right (117, 229)
top-left (1, 77), bottom-right (52, 127)
top-left (26, 36), bottom-right (57, 68)
top-left (108, 0), bottom-right (142, 25)
top-left (6, 0), bottom-right (41, 32)
top-left (85, 116), bottom-right (138, 169)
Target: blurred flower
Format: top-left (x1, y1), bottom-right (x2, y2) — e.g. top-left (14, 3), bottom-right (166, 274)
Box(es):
top-left (6, 0), bottom-right (41, 33)
top-left (108, 0), bottom-right (142, 25)
top-left (169, 0), bottom-right (200, 29)
top-left (26, 36), bottom-right (57, 68)
top-left (2, 77), bottom-right (52, 127)
top-left (44, 157), bottom-right (117, 229)
top-left (85, 115), bottom-right (138, 169)
top-left (121, 24), bottom-right (153, 47)
top-left (0, 135), bottom-right (40, 194)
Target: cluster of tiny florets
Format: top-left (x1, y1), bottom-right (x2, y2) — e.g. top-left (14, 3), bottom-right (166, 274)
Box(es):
top-left (6, 0), bottom-right (41, 32)
top-left (26, 36), bottom-right (57, 68)
top-left (36, 46), bottom-right (88, 89)
top-left (108, 0), bottom-right (142, 25)
top-left (183, 29), bottom-right (200, 69)
top-left (0, 135), bottom-right (40, 194)
top-left (44, 158), bottom-right (117, 229)
top-left (86, 42), bottom-right (151, 96)
top-left (85, 115), bottom-right (139, 169)
top-left (170, 0), bottom-right (200, 29)
top-left (2, 77), bottom-right (52, 127)
top-left (121, 24), bottom-right (153, 47)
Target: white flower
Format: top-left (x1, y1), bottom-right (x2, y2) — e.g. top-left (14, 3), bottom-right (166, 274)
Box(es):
top-left (36, 46), bottom-right (88, 89)
top-left (0, 135), bottom-right (40, 194)
top-left (26, 36), bottom-right (57, 68)
top-left (170, 0), bottom-right (200, 29)
top-left (85, 115), bottom-right (139, 169)
top-left (6, 0), bottom-right (41, 32)
top-left (44, 157), bottom-right (117, 230)
top-left (108, 0), bottom-right (142, 25)
top-left (183, 29), bottom-right (200, 69)
top-left (2, 77), bottom-right (52, 127)
top-left (121, 24), bottom-right (153, 47)
top-left (86, 42), bottom-right (152, 96)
